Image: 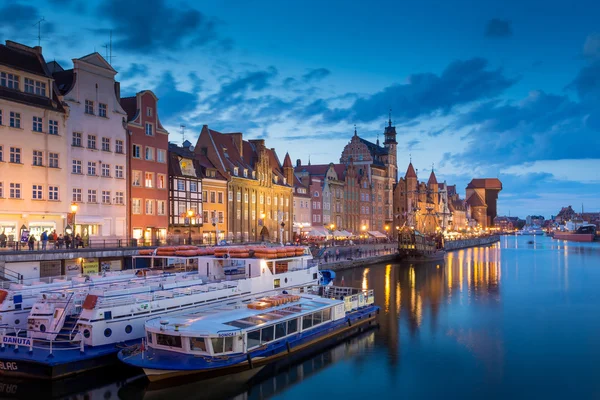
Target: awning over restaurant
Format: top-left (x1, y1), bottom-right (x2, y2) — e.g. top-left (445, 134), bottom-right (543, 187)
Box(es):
top-left (333, 230), bottom-right (345, 237)
top-left (340, 230), bottom-right (353, 237)
top-left (367, 231), bottom-right (387, 238)
top-left (307, 228), bottom-right (329, 237)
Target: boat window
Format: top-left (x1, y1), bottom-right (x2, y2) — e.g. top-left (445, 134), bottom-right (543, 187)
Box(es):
top-left (224, 336), bottom-right (234, 352)
top-left (302, 314), bottom-right (313, 330)
top-left (274, 278), bottom-right (281, 288)
top-left (211, 337), bottom-right (224, 353)
top-left (287, 318), bottom-right (298, 334)
top-left (275, 261), bottom-right (289, 274)
top-left (247, 330), bottom-right (260, 348)
top-left (275, 322), bottom-right (287, 339)
top-left (313, 310), bottom-right (323, 325)
top-left (147, 333), bottom-right (152, 344)
top-left (322, 307), bottom-right (331, 322)
top-left (156, 334), bottom-right (182, 348)
top-left (190, 337), bottom-right (207, 352)
top-left (261, 326), bottom-right (274, 344)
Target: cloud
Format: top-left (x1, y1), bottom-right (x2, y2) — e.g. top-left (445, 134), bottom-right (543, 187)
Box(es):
top-left (154, 72), bottom-right (201, 122)
top-left (100, 0), bottom-right (230, 54)
top-left (322, 58), bottom-right (515, 124)
top-left (447, 90), bottom-right (600, 167)
top-left (567, 60), bottom-right (600, 103)
top-left (119, 63), bottom-right (149, 80)
top-left (302, 68), bottom-right (331, 82)
top-left (0, 2), bottom-right (56, 34)
top-left (406, 139), bottom-right (421, 150)
top-left (485, 19), bottom-right (512, 38)
top-left (583, 33), bottom-right (600, 60)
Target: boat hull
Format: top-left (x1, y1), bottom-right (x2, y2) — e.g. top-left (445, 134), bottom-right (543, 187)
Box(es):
top-left (125, 306), bottom-right (379, 383)
top-left (553, 232), bottom-right (595, 242)
top-left (397, 250), bottom-right (445, 262)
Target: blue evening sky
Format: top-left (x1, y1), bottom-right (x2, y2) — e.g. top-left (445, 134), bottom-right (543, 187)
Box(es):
top-left (2, 0), bottom-right (599, 218)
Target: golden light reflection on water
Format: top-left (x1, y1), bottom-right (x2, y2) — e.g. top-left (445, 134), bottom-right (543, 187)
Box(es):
top-left (444, 244), bottom-right (501, 301)
top-left (362, 267), bottom-right (370, 291)
top-left (384, 264), bottom-right (391, 313)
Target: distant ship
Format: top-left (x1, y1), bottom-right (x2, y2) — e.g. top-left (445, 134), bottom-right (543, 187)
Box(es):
top-left (516, 226), bottom-right (545, 236)
top-left (553, 223), bottom-right (597, 242)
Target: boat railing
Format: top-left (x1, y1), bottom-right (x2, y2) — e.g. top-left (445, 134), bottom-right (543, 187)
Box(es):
top-left (0, 327), bottom-right (85, 354)
top-left (93, 281), bottom-right (240, 309)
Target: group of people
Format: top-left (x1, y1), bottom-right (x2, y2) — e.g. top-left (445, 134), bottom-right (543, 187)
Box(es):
top-left (24, 230), bottom-right (84, 250)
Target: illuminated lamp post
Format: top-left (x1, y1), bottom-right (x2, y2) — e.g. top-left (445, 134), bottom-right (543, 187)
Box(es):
top-left (187, 209), bottom-right (195, 244)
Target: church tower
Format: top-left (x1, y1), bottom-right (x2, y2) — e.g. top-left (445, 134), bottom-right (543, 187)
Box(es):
top-left (384, 110), bottom-right (398, 182)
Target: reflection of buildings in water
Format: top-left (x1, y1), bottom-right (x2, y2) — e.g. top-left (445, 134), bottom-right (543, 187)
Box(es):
top-left (446, 245), bottom-right (502, 300)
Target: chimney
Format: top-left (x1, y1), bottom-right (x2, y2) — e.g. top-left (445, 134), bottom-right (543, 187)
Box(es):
top-left (228, 133), bottom-right (243, 157)
top-left (296, 159), bottom-right (301, 167)
top-left (114, 82), bottom-right (121, 101)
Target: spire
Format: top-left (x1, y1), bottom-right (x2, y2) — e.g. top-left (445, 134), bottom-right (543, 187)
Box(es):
top-left (308, 155), bottom-right (311, 166)
top-left (283, 152), bottom-right (293, 168)
top-left (428, 168), bottom-right (438, 186)
top-left (354, 124), bottom-right (357, 137)
top-left (406, 162), bottom-right (417, 179)
top-left (388, 108), bottom-right (392, 127)
top-left (376, 133), bottom-right (379, 146)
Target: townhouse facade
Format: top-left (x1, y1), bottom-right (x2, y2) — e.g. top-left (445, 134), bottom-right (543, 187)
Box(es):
top-left (120, 90), bottom-right (169, 243)
top-left (54, 52), bottom-right (128, 240)
top-left (0, 41), bottom-right (68, 241)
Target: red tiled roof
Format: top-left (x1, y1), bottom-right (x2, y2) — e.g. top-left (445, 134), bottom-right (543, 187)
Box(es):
top-left (466, 178), bottom-right (502, 190)
top-left (295, 164), bottom-right (330, 176)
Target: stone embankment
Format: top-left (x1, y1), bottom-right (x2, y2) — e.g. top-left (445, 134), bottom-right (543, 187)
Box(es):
top-left (444, 235), bottom-right (500, 251)
top-left (317, 243), bottom-right (396, 272)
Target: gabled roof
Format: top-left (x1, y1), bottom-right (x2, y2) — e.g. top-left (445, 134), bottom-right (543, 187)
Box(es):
top-left (119, 96), bottom-right (137, 121)
top-left (77, 52), bottom-right (116, 73)
top-left (295, 164), bottom-right (330, 176)
top-left (405, 162), bottom-right (417, 179)
top-left (466, 192), bottom-right (486, 207)
top-left (0, 41), bottom-right (47, 77)
top-left (168, 143), bottom-right (205, 179)
top-left (466, 178), bottom-right (502, 190)
top-left (52, 69), bottom-right (75, 95)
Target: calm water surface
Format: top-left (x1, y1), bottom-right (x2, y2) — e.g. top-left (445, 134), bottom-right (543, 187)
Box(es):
top-left (5, 235), bottom-right (600, 399)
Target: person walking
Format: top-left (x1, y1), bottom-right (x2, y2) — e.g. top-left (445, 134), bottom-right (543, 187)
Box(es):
top-left (65, 233), bottom-right (72, 249)
top-left (75, 234), bottom-right (82, 249)
top-left (41, 230), bottom-right (48, 250)
top-left (28, 234), bottom-right (35, 250)
top-left (57, 234), bottom-right (64, 249)
top-left (335, 249), bottom-right (340, 261)
top-left (0, 231), bottom-right (6, 248)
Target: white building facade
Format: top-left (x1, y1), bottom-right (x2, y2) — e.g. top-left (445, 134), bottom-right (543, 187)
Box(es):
top-left (56, 53), bottom-right (128, 240)
top-left (0, 41), bottom-right (68, 243)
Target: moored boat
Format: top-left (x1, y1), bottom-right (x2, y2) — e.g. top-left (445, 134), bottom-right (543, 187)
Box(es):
top-left (118, 285), bottom-right (379, 383)
top-left (553, 224), bottom-right (597, 242)
top-left (0, 245), bottom-right (331, 379)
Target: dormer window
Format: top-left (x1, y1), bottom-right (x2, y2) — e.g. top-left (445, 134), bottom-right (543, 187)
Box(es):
top-left (24, 78), bottom-right (46, 96)
top-left (274, 176), bottom-right (278, 183)
top-left (233, 167), bottom-right (238, 176)
top-left (243, 169), bottom-right (248, 178)
top-left (252, 171), bottom-right (256, 179)
top-left (283, 177), bottom-right (287, 185)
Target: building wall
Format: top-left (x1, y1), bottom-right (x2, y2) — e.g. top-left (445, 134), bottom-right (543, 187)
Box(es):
top-left (0, 65), bottom-right (67, 240)
top-left (200, 178), bottom-right (227, 244)
top-left (128, 91), bottom-right (169, 242)
top-left (293, 188), bottom-right (311, 236)
top-left (309, 178), bottom-right (323, 226)
top-left (64, 55), bottom-right (127, 239)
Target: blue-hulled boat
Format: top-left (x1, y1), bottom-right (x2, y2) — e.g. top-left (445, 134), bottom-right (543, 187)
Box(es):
top-left (118, 286), bottom-right (379, 383)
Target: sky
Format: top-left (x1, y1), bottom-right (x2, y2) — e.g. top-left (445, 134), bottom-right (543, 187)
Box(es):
top-left (2, 0), bottom-right (600, 219)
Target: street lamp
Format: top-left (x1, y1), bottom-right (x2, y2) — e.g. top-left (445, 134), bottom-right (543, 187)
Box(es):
top-left (384, 225), bottom-right (390, 240)
top-left (70, 202), bottom-right (78, 235)
top-left (260, 212), bottom-right (266, 242)
top-left (187, 209), bottom-right (195, 244)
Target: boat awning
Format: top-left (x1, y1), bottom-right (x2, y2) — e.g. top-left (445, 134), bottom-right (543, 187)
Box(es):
top-left (367, 231), bottom-right (387, 238)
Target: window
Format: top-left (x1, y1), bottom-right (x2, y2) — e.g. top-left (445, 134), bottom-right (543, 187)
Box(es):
top-left (101, 163), bottom-right (110, 177)
top-left (88, 189), bottom-right (97, 203)
top-left (9, 112), bottom-right (20, 128)
top-left (72, 132), bottom-right (82, 146)
top-left (102, 191), bottom-right (110, 204)
top-left (0, 182), bottom-right (3, 198)
top-left (274, 197), bottom-right (278, 206)
top-left (132, 144), bottom-right (141, 158)
top-left (85, 100), bottom-right (94, 115)
top-left (218, 211), bottom-right (224, 223)
top-left (99, 103), bottom-right (107, 117)
top-left (48, 186), bottom-right (58, 200)
top-left (236, 191), bottom-right (241, 202)
top-left (9, 147), bottom-right (21, 163)
top-left (156, 334), bottom-right (181, 348)
top-left (203, 210), bottom-right (209, 223)
top-left (72, 160), bottom-right (82, 174)
top-left (72, 188), bottom-right (82, 202)
top-left (157, 200), bottom-right (166, 215)
top-left (32, 116), bottom-right (43, 132)
top-left (48, 120), bottom-right (58, 135)
top-left (157, 149), bottom-right (166, 163)
top-left (9, 183), bottom-right (21, 199)
top-left (24, 78), bottom-right (34, 93)
top-left (115, 191), bottom-right (124, 205)
top-left (177, 180), bottom-right (185, 191)
top-left (302, 314), bottom-right (313, 330)
top-left (102, 137), bottom-right (110, 152)
top-left (1, 72), bottom-right (19, 89)
top-left (0, 145), bottom-right (3, 161)
top-left (243, 169), bottom-right (248, 178)
top-left (132, 171), bottom-right (142, 186)
top-left (260, 194), bottom-right (264, 204)
top-left (314, 191), bottom-right (319, 197)
top-left (115, 165), bottom-right (124, 178)
top-left (218, 192), bottom-right (223, 203)
top-left (252, 210), bottom-right (255, 220)
top-left (0, 110), bottom-right (2, 125)
top-left (87, 135), bottom-right (96, 149)
top-left (48, 153), bottom-right (58, 168)
top-left (267, 196), bottom-right (271, 205)
top-left (145, 123), bottom-right (153, 136)
top-left (145, 172), bottom-right (154, 188)
top-left (275, 322), bottom-right (286, 339)
top-left (87, 161), bottom-right (97, 176)
top-left (210, 191), bottom-right (216, 203)
top-left (251, 193), bottom-right (255, 204)
top-left (25, 78), bottom-right (46, 96)
top-left (146, 107), bottom-right (153, 117)
top-left (157, 174), bottom-right (165, 189)
top-left (247, 330), bottom-right (260, 349)
top-left (228, 191), bottom-right (233, 201)
top-left (190, 181), bottom-right (197, 192)
top-left (260, 326), bottom-right (274, 344)
top-left (145, 199), bottom-right (154, 214)
top-left (32, 150), bottom-right (43, 166)
top-left (145, 147), bottom-right (154, 161)
top-left (115, 140), bottom-right (124, 154)
top-left (32, 184), bottom-right (42, 200)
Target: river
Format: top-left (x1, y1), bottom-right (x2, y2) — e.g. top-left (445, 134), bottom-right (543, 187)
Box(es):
top-left (1, 235), bottom-right (599, 399)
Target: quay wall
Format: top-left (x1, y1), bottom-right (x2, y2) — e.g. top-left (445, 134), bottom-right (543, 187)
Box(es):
top-left (320, 254), bottom-right (397, 272)
top-left (444, 235), bottom-right (500, 251)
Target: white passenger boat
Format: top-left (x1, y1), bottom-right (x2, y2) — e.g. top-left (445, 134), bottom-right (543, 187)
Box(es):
top-left (0, 245), bottom-right (330, 380)
top-left (118, 285), bottom-right (378, 383)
